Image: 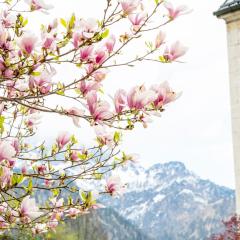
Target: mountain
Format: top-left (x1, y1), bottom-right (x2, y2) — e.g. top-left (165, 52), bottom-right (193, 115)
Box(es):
top-left (3, 161), bottom-right (234, 240)
top-left (102, 161), bottom-right (235, 240)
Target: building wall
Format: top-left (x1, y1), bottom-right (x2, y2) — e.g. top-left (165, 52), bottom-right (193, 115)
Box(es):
top-left (222, 11), bottom-right (240, 214)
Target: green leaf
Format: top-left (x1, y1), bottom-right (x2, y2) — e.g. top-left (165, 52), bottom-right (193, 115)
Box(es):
top-left (52, 188), bottom-right (60, 197)
top-left (70, 135), bottom-right (78, 144)
top-left (75, 63), bottom-right (82, 68)
top-left (28, 178), bottom-right (33, 192)
top-left (0, 116), bottom-right (5, 134)
top-left (69, 14), bottom-right (76, 29)
top-left (52, 143), bottom-right (58, 155)
top-left (101, 29), bottom-right (109, 39)
top-left (78, 153), bottom-right (87, 161)
top-left (56, 82), bottom-right (65, 95)
top-left (11, 174), bottom-right (17, 185)
top-left (5, 0), bottom-right (12, 4)
top-left (114, 131), bottom-right (121, 143)
top-left (18, 175), bottom-right (24, 184)
top-left (68, 196), bottom-right (73, 205)
top-left (19, 15), bottom-right (24, 23)
top-left (98, 20), bottom-right (103, 28)
top-left (31, 71), bottom-right (41, 76)
top-left (127, 119), bottom-right (134, 130)
top-left (60, 18), bottom-right (67, 28)
top-left (57, 38), bottom-right (69, 48)
top-left (145, 41), bottom-right (153, 51)
top-left (94, 173), bottom-right (102, 180)
top-left (22, 19), bottom-right (28, 27)
top-left (80, 191), bottom-right (87, 202)
top-left (159, 55), bottom-right (167, 63)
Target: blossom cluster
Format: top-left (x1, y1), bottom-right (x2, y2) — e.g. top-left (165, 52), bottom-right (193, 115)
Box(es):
top-left (0, 0), bottom-right (189, 235)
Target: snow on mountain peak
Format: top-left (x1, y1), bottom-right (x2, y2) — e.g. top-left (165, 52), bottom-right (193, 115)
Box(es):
top-left (102, 161), bottom-right (235, 240)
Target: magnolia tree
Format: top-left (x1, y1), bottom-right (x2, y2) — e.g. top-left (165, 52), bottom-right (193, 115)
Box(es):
top-left (211, 215), bottom-right (240, 240)
top-left (0, 0), bottom-right (188, 236)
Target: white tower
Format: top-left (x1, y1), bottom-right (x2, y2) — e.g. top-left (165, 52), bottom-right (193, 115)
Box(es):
top-left (215, 0), bottom-right (240, 214)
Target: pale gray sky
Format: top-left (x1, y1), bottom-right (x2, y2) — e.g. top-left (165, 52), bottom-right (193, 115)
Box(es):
top-left (25, 0), bottom-right (235, 188)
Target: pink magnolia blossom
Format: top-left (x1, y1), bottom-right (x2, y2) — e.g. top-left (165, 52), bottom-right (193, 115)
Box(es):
top-left (77, 80), bottom-right (101, 96)
top-left (32, 223), bottom-right (47, 235)
top-left (164, 2), bottom-right (189, 20)
top-left (37, 164), bottom-right (47, 175)
top-left (6, 80), bottom-right (17, 98)
top-left (87, 91), bottom-right (113, 122)
top-left (46, 18), bottom-right (58, 32)
top-left (17, 32), bottom-right (38, 55)
top-left (50, 198), bottom-right (64, 208)
top-left (47, 219), bottom-right (58, 230)
top-left (73, 31), bottom-right (83, 49)
top-left (86, 64), bottom-right (107, 82)
top-left (70, 150), bottom-right (80, 162)
top-left (0, 216), bottom-right (9, 232)
top-left (21, 165), bottom-right (27, 175)
top-left (0, 62), bottom-right (5, 78)
top-left (44, 178), bottom-right (53, 187)
top-left (41, 19), bottom-right (58, 50)
top-left (7, 158), bottom-right (15, 168)
top-left (94, 49), bottom-right (107, 65)
top-left (9, 210), bottom-right (17, 224)
top-left (0, 103), bottom-right (4, 115)
top-left (0, 10), bottom-right (16, 28)
top-left (20, 196), bottom-right (43, 222)
top-left (155, 31), bottom-right (166, 49)
top-left (123, 153), bottom-right (140, 163)
top-left (0, 141), bottom-right (16, 163)
top-left (127, 85), bottom-right (157, 110)
top-left (77, 18), bottom-right (99, 39)
top-left (94, 125), bottom-right (115, 147)
top-left (163, 41), bottom-right (188, 62)
top-left (14, 79), bottom-right (29, 92)
top-left (0, 205), bottom-right (16, 226)
top-left (92, 69), bottom-right (107, 82)
top-left (105, 176), bottom-right (125, 197)
top-left (0, 203), bottom-right (7, 213)
top-left (26, 111), bottom-right (41, 129)
top-left (3, 69), bottom-right (14, 79)
top-left (66, 107), bottom-right (84, 127)
top-left (114, 89), bottom-right (127, 114)
top-left (150, 81), bottom-right (178, 107)
top-left (105, 35), bottom-right (116, 53)
top-left (119, 0), bottom-right (141, 15)
top-left (25, 0), bottom-right (53, 11)
top-left (29, 70), bottom-right (53, 94)
top-left (0, 167), bottom-right (12, 189)
top-left (43, 36), bottom-right (55, 49)
top-left (41, 32), bottom-right (57, 50)
top-left (0, 60), bottom-right (5, 71)
top-left (129, 13), bottom-right (146, 32)
top-left (141, 115), bottom-right (153, 128)
top-left (65, 208), bottom-right (81, 219)
top-left (51, 211), bottom-right (63, 221)
top-left (56, 132), bottom-right (71, 149)
top-left (91, 203), bottom-right (105, 209)
top-left (0, 25), bottom-right (9, 47)
top-left (80, 45), bottom-right (94, 62)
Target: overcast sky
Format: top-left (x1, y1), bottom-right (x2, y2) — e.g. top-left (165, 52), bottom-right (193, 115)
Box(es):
top-left (26, 0), bottom-right (235, 188)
